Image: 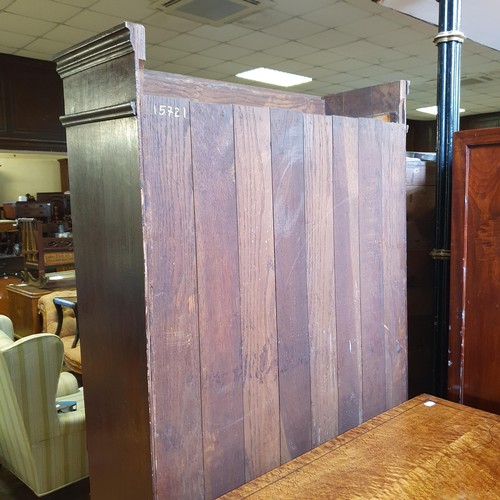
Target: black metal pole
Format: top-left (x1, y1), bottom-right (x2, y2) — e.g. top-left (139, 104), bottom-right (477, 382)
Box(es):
top-left (431, 0), bottom-right (464, 397)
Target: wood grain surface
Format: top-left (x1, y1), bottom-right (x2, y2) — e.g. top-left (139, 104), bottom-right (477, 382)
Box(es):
top-left (221, 395), bottom-right (500, 499)
top-left (449, 128), bottom-right (500, 414)
top-left (56, 24), bottom-right (409, 499)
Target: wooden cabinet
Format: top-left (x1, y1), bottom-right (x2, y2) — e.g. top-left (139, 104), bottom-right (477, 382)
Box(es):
top-left (6, 284), bottom-right (51, 337)
top-left (54, 23), bottom-right (408, 499)
top-left (0, 54), bottom-right (66, 152)
top-left (448, 127), bottom-right (500, 414)
top-left (0, 276), bottom-right (21, 317)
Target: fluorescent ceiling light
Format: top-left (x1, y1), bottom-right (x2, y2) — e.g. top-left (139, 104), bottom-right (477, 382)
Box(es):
top-left (416, 105), bottom-right (465, 116)
top-left (236, 67), bottom-right (312, 87)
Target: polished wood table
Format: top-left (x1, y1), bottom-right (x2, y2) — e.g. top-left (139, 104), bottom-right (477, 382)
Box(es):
top-left (221, 395), bottom-right (500, 499)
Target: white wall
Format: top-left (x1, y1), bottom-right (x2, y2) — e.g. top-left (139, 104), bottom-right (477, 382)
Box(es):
top-left (0, 152), bottom-right (64, 203)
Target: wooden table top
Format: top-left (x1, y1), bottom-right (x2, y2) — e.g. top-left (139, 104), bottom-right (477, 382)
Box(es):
top-left (221, 394), bottom-right (500, 499)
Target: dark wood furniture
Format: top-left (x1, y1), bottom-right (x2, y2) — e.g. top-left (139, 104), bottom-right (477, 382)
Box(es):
top-left (221, 394), bottom-right (500, 499)
top-left (54, 22), bottom-right (408, 499)
top-left (0, 215), bottom-right (23, 314)
top-left (6, 283), bottom-right (51, 337)
top-left (18, 218), bottom-right (74, 282)
top-left (406, 155), bottom-right (436, 397)
top-left (448, 127), bottom-right (500, 415)
top-left (0, 53), bottom-right (66, 152)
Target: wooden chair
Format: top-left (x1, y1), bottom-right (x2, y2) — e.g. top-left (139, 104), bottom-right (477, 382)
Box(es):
top-left (18, 218), bottom-right (74, 285)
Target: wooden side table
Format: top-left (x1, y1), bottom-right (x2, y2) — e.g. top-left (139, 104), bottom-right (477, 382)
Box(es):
top-left (6, 284), bottom-right (51, 337)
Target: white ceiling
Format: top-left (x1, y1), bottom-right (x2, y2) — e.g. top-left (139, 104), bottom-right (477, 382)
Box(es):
top-left (0, 0), bottom-right (499, 120)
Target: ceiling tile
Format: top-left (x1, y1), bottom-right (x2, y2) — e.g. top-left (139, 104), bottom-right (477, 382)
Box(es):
top-left (369, 27), bottom-right (430, 48)
top-left (235, 9), bottom-right (290, 30)
top-left (143, 57), bottom-right (165, 69)
top-left (53, 0), bottom-right (98, 6)
top-left (141, 11), bottom-right (201, 31)
top-left (264, 41), bottom-right (318, 59)
top-left (303, 2), bottom-right (371, 28)
top-left (146, 44), bottom-right (189, 61)
top-left (320, 71), bottom-right (360, 84)
top-left (208, 60), bottom-right (249, 75)
top-left (23, 37), bottom-right (69, 55)
top-left (0, 30), bottom-right (34, 49)
top-left (343, 0), bottom-right (382, 14)
top-left (235, 51), bottom-right (285, 68)
top-left (89, 0), bottom-right (156, 21)
top-left (43, 24), bottom-right (97, 44)
top-left (174, 53), bottom-right (224, 70)
top-left (384, 55), bottom-right (431, 72)
top-left (188, 24), bottom-right (252, 43)
top-left (272, 60), bottom-right (313, 73)
top-left (229, 31), bottom-right (286, 51)
top-left (6, 0), bottom-right (81, 23)
top-left (187, 69), bottom-right (227, 80)
top-left (273, 0), bottom-right (334, 17)
top-left (295, 49), bottom-right (345, 66)
top-left (0, 0), bottom-right (498, 119)
top-left (302, 66), bottom-right (336, 79)
top-left (164, 33), bottom-right (220, 53)
top-left (300, 29), bottom-right (357, 50)
top-left (332, 40), bottom-right (385, 58)
top-left (379, 9), bottom-right (416, 26)
top-left (354, 47), bottom-right (408, 65)
top-left (0, 12), bottom-right (55, 37)
top-left (140, 24), bottom-right (179, 44)
top-left (155, 61), bottom-right (197, 74)
top-left (262, 18), bottom-right (326, 40)
top-left (199, 43), bottom-right (253, 61)
top-left (325, 57), bottom-right (370, 72)
top-left (0, 45), bottom-right (16, 54)
top-left (65, 10), bottom-right (125, 32)
top-left (397, 41), bottom-right (436, 57)
top-left (349, 63), bottom-right (391, 78)
top-left (336, 14), bottom-right (402, 38)
top-left (14, 48), bottom-right (52, 60)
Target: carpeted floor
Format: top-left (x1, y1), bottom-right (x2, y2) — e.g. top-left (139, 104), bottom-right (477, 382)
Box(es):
top-left (0, 465), bottom-right (90, 499)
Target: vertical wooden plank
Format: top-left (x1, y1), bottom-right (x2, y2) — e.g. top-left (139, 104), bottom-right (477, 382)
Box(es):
top-left (332, 115), bottom-right (363, 433)
top-left (66, 117), bottom-right (154, 500)
top-left (358, 118), bottom-right (386, 421)
top-left (303, 113), bottom-right (338, 446)
top-left (448, 134), bottom-right (467, 404)
top-left (382, 123), bottom-right (408, 408)
top-left (233, 105), bottom-right (280, 481)
top-left (190, 101), bottom-right (245, 498)
top-left (270, 107), bottom-right (311, 462)
top-left (140, 96), bottom-right (203, 498)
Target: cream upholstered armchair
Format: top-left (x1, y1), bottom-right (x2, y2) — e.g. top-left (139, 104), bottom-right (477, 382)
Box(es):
top-left (0, 315), bottom-right (88, 497)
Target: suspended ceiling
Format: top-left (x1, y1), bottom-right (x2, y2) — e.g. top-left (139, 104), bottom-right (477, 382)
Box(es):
top-left (0, 0), bottom-right (499, 120)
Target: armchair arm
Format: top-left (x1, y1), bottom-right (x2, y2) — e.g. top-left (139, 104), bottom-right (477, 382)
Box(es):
top-left (0, 315), bottom-right (15, 341)
top-left (0, 328), bottom-right (14, 350)
top-left (56, 371), bottom-right (79, 397)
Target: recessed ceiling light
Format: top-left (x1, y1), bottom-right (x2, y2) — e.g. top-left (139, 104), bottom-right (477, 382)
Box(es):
top-left (416, 105), bottom-right (465, 116)
top-left (236, 67), bottom-right (312, 87)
